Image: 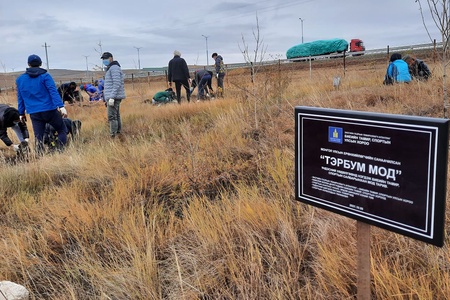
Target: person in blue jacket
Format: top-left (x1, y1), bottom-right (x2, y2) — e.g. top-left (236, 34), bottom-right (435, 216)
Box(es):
top-left (94, 79), bottom-right (104, 101)
top-left (16, 54), bottom-right (68, 154)
top-left (383, 53), bottom-right (411, 85)
top-left (80, 83), bottom-right (102, 101)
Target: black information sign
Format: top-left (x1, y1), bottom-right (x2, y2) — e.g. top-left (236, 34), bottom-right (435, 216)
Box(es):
top-left (295, 106), bottom-right (449, 246)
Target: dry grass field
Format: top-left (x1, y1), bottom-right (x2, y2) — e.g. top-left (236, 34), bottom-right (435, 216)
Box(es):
top-left (1, 52), bottom-right (450, 299)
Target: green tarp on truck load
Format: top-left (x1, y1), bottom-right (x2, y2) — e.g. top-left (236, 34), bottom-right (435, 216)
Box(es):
top-left (286, 38), bottom-right (349, 59)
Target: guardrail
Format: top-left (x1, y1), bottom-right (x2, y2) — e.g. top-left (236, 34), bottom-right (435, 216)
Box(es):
top-left (0, 42), bottom-right (443, 92)
top-left (200, 42), bottom-right (443, 73)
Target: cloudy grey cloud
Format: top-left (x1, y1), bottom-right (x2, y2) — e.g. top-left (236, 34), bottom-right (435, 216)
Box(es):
top-left (0, 0), bottom-right (442, 72)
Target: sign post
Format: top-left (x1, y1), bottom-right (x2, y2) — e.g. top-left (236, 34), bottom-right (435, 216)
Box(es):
top-left (357, 221), bottom-right (370, 300)
top-left (295, 107), bottom-right (449, 297)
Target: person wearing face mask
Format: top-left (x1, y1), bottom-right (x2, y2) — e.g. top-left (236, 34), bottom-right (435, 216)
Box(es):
top-left (0, 104), bottom-right (30, 152)
top-left (16, 54), bottom-right (68, 155)
top-left (100, 52), bottom-right (125, 138)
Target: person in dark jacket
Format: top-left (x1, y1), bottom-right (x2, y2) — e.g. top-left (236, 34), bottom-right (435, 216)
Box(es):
top-left (16, 54), bottom-right (68, 155)
top-left (0, 104), bottom-right (29, 152)
top-left (168, 50), bottom-right (191, 104)
top-left (193, 69), bottom-right (213, 100)
top-left (403, 55), bottom-right (431, 81)
top-left (212, 52), bottom-right (225, 97)
top-left (44, 118), bottom-right (81, 151)
top-left (57, 81), bottom-right (81, 104)
top-left (191, 70), bottom-right (214, 99)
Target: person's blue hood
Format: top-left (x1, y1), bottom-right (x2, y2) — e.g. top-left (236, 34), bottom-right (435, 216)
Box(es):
top-left (25, 67), bottom-right (47, 78)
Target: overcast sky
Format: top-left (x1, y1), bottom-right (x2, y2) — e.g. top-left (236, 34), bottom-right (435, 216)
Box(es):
top-left (0, 0), bottom-right (442, 72)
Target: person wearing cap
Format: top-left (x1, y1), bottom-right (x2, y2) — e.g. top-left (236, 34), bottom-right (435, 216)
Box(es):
top-left (100, 52), bottom-right (125, 138)
top-left (16, 54), bottom-right (68, 154)
top-left (211, 52), bottom-right (225, 97)
top-left (167, 50), bottom-right (191, 104)
top-left (403, 54), bottom-right (431, 81)
top-left (0, 104), bottom-right (30, 152)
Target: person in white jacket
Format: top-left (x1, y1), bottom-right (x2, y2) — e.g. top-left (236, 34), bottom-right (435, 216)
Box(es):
top-left (101, 52), bottom-right (126, 138)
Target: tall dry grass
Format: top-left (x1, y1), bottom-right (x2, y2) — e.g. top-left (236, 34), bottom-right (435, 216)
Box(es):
top-left (1, 55), bottom-right (450, 299)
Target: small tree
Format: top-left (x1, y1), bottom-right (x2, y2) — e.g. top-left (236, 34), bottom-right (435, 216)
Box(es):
top-left (416, 0), bottom-right (450, 117)
top-left (237, 13), bottom-right (268, 129)
top-left (238, 13), bottom-right (268, 84)
top-left (94, 40), bottom-right (104, 72)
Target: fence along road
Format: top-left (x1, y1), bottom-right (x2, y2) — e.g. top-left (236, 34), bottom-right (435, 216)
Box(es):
top-left (0, 42), bottom-right (443, 92)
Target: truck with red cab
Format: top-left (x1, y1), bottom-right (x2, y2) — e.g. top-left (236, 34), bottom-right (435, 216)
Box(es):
top-left (286, 38), bottom-right (365, 60)
top-left (350, 39), bottom-right (365, 53)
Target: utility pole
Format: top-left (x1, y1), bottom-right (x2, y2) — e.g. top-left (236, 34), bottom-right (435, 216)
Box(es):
top-left (42, 42), bottom-right (50, 69)
top-left (83, 55), bottom-right (89, 79)
top-left (299, 18), bottom-right (304, 43)
top-left (202, 35), bottom-right (209, 66)
top-left (134, 46), bottom-right (142, 70)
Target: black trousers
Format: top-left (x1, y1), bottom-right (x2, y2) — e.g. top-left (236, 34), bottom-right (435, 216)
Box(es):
top-left (174, 79), bottom-right (190, 103)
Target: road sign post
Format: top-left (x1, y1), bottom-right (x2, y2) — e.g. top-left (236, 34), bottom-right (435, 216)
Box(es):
top-left (295, 106), bottom-right (449, 297)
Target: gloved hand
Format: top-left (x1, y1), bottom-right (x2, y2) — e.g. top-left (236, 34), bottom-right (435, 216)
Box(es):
top-left (12, 144), bottom-right (20, 152)
top-left (59, 107), bottom-right (67, 117)
top-left (216, 73), bottom-right (219, 79)
top-left (19, 115), bottom-right (27, 123)
top-left (108, 98), bottom-right (115, 106)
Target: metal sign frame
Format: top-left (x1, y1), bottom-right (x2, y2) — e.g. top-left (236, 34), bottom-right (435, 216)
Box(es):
top-left (295, 106), bottom-right (449, 247)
